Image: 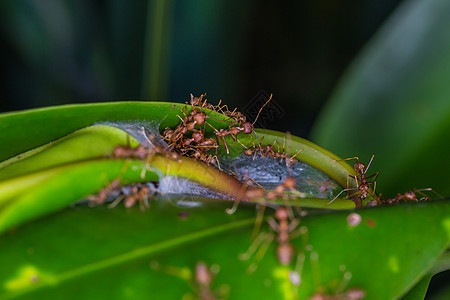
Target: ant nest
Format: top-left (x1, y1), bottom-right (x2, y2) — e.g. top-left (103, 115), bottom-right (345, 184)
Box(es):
top-left (86, 94), bottom-right (339, 209)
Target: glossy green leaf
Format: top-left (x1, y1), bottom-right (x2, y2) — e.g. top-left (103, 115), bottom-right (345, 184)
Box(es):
top-left (0, 101), bottom-right (227, 162)
top-left (0, 200), bottom-right (448, 299)
top-left (311, 0), bottom-right (450, 196)
top-left (0, 125), bottom-right (140, 181)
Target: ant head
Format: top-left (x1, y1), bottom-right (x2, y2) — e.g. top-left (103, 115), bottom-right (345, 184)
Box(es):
top-left (275, 207), bottom-right (289, 220)
top-left (404, 191), bottom-right (417, 201)
top-left (286, 157), bottom-right (298, 167)
top-left (190, 94), bottom-right (199, 106)
top-left (245, 187), bottom-right (265, 200)
top-left (195, 262), bottom-right (211, 286)
top-left (354, 162), bottom-right (365, 174)
top-left (244, 148), bottom-right (253, 156)
top-left (284, 177), bottom-right (296, 189)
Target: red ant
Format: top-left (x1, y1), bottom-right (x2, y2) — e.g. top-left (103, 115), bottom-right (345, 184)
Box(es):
top-left (309, 287), bottom-right (366, 300)
top-left (240, 134), bottom-right (302, 167)
top-left (328, 155), bottom-right (378, 207)
top-left (205, 94), bottom-right (273, 154)
top-left (239, 205), bottom-right (304, 273)
top-left (108, 182), bottom-right (157, 210)
top-left (366, 188), bottom-right (443, 207)
top-left (150, 260), bottom-right (229, 300)
top-left (88, 179), bottom-right (121, 205)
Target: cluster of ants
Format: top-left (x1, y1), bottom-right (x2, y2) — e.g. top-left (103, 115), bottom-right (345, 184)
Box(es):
top-left (88, 93), bottom-right (298, 209)
top-left (161, 93), bottom-right (300, 170)
top-left (161, 94), bottom-right (256, 167)
top-left (88, 178), bottom-right (159, 211)
top-left (329, 155), bottom-right (441, 208)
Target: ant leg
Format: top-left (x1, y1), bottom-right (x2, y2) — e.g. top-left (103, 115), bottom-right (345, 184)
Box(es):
top-left (335, 271), bottom-right (353, 296)
top-left (242, 232), bottom-right (275, 274)
top-left (140, 195), bottom-right (151, 211)
top-left (414, 188), bottom-right (443, 200)
top-left (287, 218), bottom-right (300, 233)
top-left (286, 148), bottom-right (303, 167)
top-left (333, 156), bottom-right (360, 164)
top-left (287, 225), bottom-right (308, 242)
top-left (108, 194), bottom-right (125, 208)
top-left (225, 197), bottom-right (241, 215)
top-left (235, 137), bottom-right (250, 154)
top-left (267, 216), bottom-right (279, 232)
top-left (220, 135), bottom-right (230, 154)
top-left (327, 188), bottom-right (357, 205)
top-left (239, 231), bottom-right (271, 261)
top-left (364, 172), bottom-right (379, 181)
top-left (252, 204), bottom-right (266, 241)
top-left (289, 252), bottom-right (306, 290)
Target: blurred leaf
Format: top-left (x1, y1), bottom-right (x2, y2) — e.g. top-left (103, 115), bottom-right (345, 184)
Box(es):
top-left (401, 274), bottom-right (432, 300)
top-left (311, 0), bottom-right (450, 196)
top-left (0, 200), bottom-right (449, 299)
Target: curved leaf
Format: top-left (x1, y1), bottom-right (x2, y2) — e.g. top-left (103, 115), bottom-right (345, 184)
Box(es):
top-left (0, 101), bottom-right (228, 162)
top-left (0, 125), bottom-right (140, 180)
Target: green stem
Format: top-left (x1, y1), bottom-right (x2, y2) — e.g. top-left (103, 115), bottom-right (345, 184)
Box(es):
top-left (142, 0), bottom-right (173, 100)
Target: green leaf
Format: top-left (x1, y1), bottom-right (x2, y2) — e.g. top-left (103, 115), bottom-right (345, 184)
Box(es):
top-left (311, 0), bottom-right (450, 196)
top-left (0, 125), bottom-right (140, 181)
top-left (0, 101), bottom-right (223, 162)
top-left (0, 200), bottom-right (448, 299)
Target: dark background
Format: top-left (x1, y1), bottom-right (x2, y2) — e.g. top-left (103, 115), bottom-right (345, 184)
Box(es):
top-left (0, 1), bottom-right (448, 297)
top-left (0, 0), bottom-right (401, 138)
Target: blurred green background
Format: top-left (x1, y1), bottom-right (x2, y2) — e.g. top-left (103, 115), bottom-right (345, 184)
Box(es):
top-left (1, 0), bottom-right (449, 297)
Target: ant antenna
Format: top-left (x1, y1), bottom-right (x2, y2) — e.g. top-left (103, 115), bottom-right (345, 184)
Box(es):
top-left (364, 155), bottom-right (375, 174)
top-left (252, 94), bottom-right (273, 126)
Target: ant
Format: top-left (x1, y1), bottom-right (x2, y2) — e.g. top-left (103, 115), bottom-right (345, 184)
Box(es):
top-left (163, 95), bottom-right (226, 167)
top-left (366, 188), bottom-right (443, 207)
top-left (309, 287), bottom-right (366, 300)
top-left (108, 182), bottom-right (157, 210)
top-left (150, 260), bottom-right (229, 300)
top-left (240, 134), bottom-right (302, 167)
top-left (88, 179), bottom-right (121, 205)
top-left (308, 263), bottom-right (366, 300)
top-left (239, 204), bottom-right (303, 272)
top-left (328, 155), bottom-right (378, 207)
top-left (225, 171), bottom-right (265, 215)
top-left (205, 94), bottom-right (273, 154)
